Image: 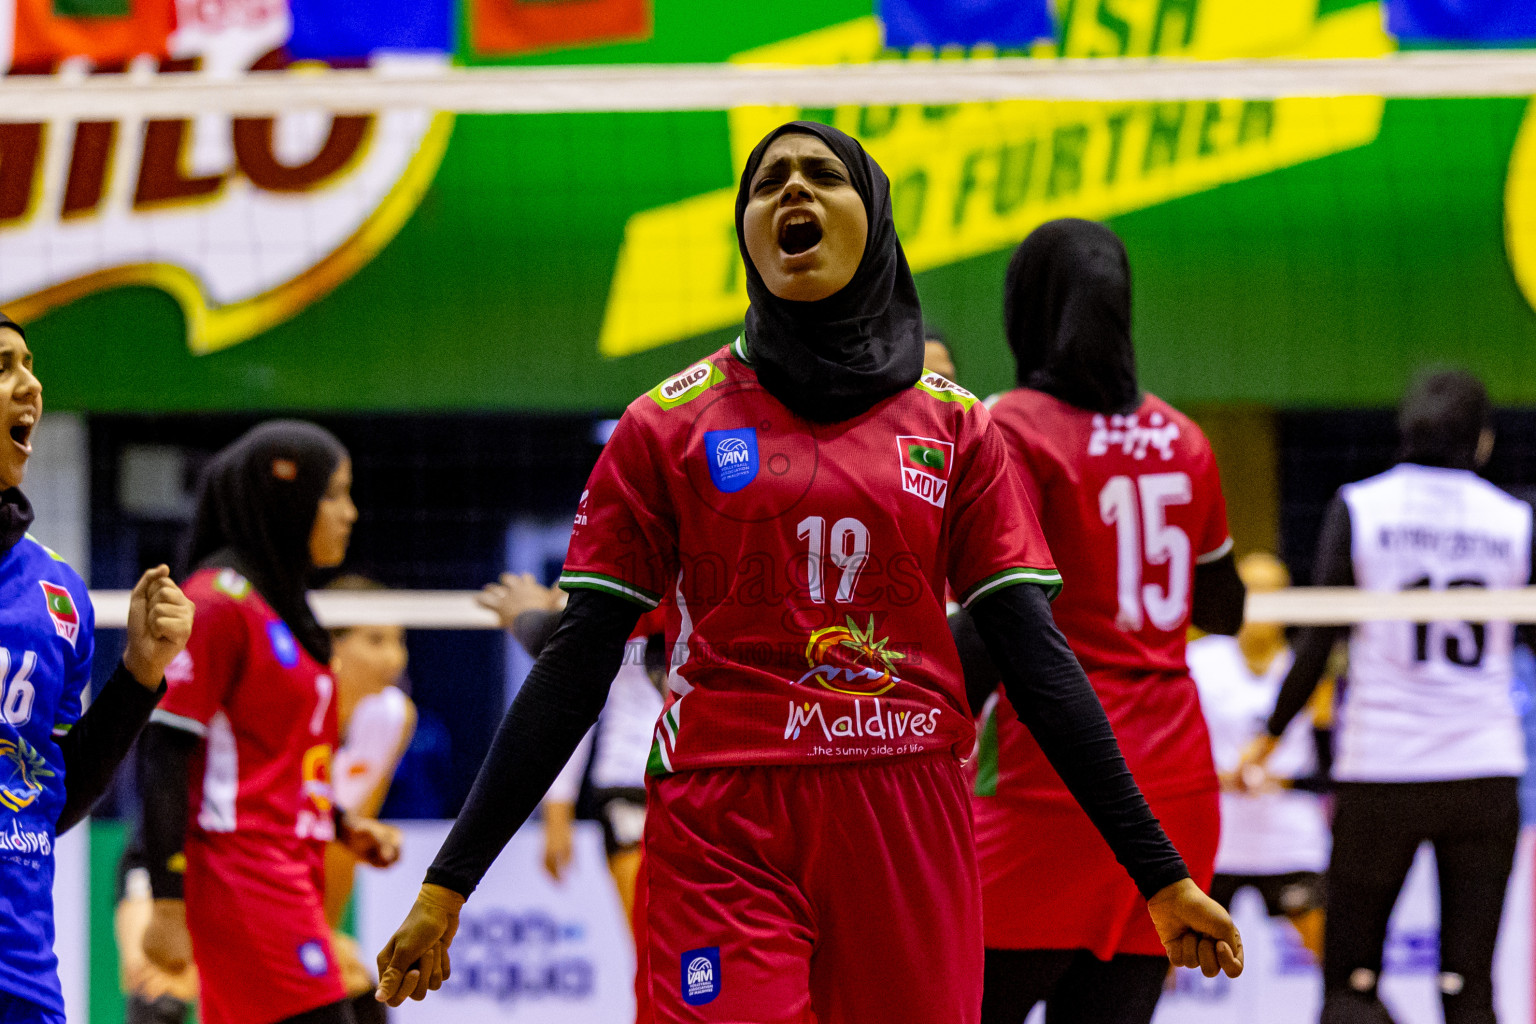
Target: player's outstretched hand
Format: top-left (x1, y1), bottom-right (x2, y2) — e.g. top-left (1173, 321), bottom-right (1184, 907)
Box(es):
top-left (339, 814), bottom-right (403, 868)
top-left (476, 573), bottom-right (565, 630)
top-left (1233, 734), bottom-right (1279, 793)
top-left (1147, 877), bottom-right (1243, 979)
top-left (142, 898), bottom-right (194, 974)
top-left (376, 883), bottom-right (464, 1006)
top-left (123, 565), bottom-right (195, 690)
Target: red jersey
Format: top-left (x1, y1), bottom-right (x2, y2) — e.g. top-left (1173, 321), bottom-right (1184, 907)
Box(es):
top-left (560, 339), bottom-right (1058, 774)
top-left (979, 390), bottom-right (1230, 799)
top-left (155, 567), bottom-right (339, 843)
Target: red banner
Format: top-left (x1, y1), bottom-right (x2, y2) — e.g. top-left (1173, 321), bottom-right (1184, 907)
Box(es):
top-left (11, 0), bottom-right (174, 71)
top-left (466, 0), bottom-right (650, 58)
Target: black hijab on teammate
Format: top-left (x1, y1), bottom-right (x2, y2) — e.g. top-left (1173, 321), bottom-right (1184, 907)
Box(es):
top-left (1001, 217), bottom-right (1244, 637)
top-left (734, 121), bottom-right (926, 423)
top-left (1005, 218), bottom-right (1140, 416)
top-left (186, 420), bottom-right (347, 663)
top-left (0, 310), bottom-right (34, 557)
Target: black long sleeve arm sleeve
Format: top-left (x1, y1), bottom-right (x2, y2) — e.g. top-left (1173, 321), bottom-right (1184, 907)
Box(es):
top-left (1267, 495), bottom-right (1354, 738)
top-left (425, 589), bottom-right (641, 898)
top-left (139, 721), bottom-right (197, 899)
top-left (1192, 552), bottom-right (1246, 636)
top-left (965, 584), bottom-right (1190, 900)
top-left (510, 608), bottom-right (564, 659)
top-left (56, 662), bottom-right (164, 834)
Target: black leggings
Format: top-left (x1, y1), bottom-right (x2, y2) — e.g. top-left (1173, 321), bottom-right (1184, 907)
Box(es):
top-left (127, 989), bottom-right (375, 1024)
top-left (275, 999), bottom-right (358, 1024)
top-left (981, 948), bottom-right (1168, 1024)
top-left (1322, 777), bottom-right (1519, 1024)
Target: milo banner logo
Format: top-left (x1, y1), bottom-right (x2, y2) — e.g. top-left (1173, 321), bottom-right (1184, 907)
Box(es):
top-left (0, 0), bottom-right (451, 355)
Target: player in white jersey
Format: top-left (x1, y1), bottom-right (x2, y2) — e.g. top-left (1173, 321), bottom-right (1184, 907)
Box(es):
top-left (1241, 370), bottom-right (1531, 1024)
top-left (1190, 553), bottom-right (1328, 960)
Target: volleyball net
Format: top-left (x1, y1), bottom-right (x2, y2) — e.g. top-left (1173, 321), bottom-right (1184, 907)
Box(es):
top-left (82, 587), bottom-right (1536, 629)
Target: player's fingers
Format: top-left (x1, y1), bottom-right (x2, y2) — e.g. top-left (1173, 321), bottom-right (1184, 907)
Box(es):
top-left (1180, 933), bottom-right (1200, 969)
top-left (375, 938), bottom-right (399, 997)
top-left (1197, 936), bottom-right (1219, 978)
top-left (440, 944), bottom-right (452, 983)
top-left (428, 946), bottom-right (445, 992)
top-left (407, 948), bottom-right (437, 1001)
top-left (375, 967), bottom-right (400, 1004)
top-left (1217, 940), bottom-right (1243, 978)
top-left (394, 968), bottom-right (422, 1006)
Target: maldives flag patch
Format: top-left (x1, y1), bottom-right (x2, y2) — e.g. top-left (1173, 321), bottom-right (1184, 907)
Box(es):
top-left (40, 581), bottom-right (79, 648)
top-left (896, 435), bottom-right (954, 509)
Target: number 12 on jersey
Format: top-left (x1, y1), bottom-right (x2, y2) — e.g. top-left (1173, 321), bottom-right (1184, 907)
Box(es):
top-left (1100, 473), bottom-right (1193, 632)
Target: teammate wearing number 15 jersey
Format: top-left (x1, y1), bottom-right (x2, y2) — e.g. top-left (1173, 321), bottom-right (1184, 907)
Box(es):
top-left (960, 220), bottom-right (1247, 1024)
top-left (378, 125), bottom-right (1241, 1024)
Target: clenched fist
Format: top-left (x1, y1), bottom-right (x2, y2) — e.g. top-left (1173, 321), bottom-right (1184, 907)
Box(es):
top-left (376, 883), bottom-right (464, 1006)
top-left (1147, 877), bottom-right (1244, 979)
top-left (339, 814), bottom-right (403, 869)
top-left (122, 565), bottom-right (195, 690)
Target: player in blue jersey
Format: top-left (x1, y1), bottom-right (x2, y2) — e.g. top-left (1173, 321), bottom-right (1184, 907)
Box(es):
top-left (0, 311), bottom-right (195, 1024)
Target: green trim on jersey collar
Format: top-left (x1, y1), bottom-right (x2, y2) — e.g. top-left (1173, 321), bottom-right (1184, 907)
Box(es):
top-left (731, 335), bottom-right (751, 366)
top-left (557, 570), bottom-right (663, 609)
top-left (23, 535), bottom-right (67, 563)
top-left (960, 567), bottom-right (1063, 607)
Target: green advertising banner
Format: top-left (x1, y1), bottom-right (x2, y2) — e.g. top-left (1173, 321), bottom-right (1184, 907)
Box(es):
top-left (11, 0), bottom-right (1536, 413)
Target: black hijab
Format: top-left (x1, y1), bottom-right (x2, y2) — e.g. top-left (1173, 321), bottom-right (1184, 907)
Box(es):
top-left (1004, 218), bottom-right (1140, 415)
top-left (735, 121), bottom-right (925, 423)
top-left (0, 310), bottom-right (34, 558)
top-left (185, 421), bottom-right (347, 663)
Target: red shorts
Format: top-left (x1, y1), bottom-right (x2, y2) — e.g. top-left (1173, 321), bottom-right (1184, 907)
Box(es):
top-left (184, 832), bottom-right (344, 1024)
top-left (974, 787), bottom-right (1218, 960)
top-left (643, 754), bottom-right (983, 1024)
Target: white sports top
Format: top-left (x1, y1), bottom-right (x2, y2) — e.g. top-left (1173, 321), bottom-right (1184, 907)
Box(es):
top-left (547, 637), bottom-right (666, 802)
top-left (1337, 464), bottom-right (1531, 782)
top-left (1190, 635), bottom-right (1329, 876)
top-left (333, 686), bottom-right (412, 813)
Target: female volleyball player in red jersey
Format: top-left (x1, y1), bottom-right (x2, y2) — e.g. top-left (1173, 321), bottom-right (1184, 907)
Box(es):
top-left (137, 422), bottom-right (401, 1024)
top-left (954, 219), bottom-right (1248, 1024)
top-left (377, 124), bottom-right (1241, 1024)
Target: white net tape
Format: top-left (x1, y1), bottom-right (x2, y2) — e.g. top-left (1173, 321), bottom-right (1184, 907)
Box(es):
top-left (5, 52), bottom-right (1536, 121)
top-left (84, 587), bottom-right (1536, 630)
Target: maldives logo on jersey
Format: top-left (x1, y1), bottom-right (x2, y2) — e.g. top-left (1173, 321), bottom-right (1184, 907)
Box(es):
top-left (704, 428), bottom-right (759, 494)
top-left (0, 736), bottom-right (54, 813)
top-left (897, 435), bottom-right (954, 509)
top-left (39, 582), bottom-right (79, 648)
top-left (682, 947), bottom-right (721, 1005)
top-left (795, 615), bottom-right (906, 697)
